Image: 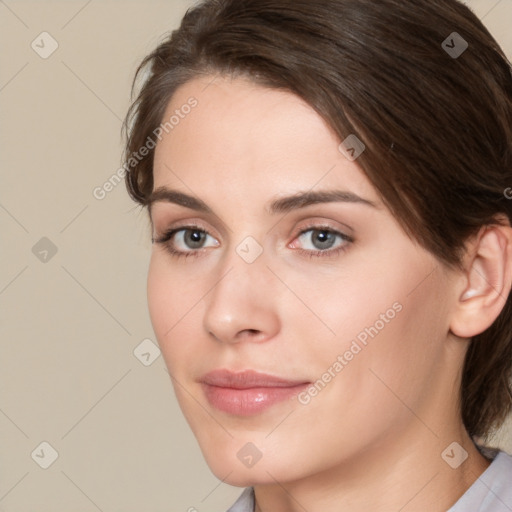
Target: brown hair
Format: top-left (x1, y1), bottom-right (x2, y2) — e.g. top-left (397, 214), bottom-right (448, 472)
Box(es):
top-left (123, 0), bottom-right (512, 440)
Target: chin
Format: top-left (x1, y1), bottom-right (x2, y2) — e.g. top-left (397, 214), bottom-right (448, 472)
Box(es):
top-left (201, 442), bottom-right (306, 487)
top-left (203, 456), bottom-right (264, 485)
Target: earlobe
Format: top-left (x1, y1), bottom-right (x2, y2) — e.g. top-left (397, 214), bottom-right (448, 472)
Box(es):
top-left (450, 223), bottom-right (512, 339)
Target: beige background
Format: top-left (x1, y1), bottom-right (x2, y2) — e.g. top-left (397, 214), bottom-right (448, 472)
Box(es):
top-left (1, 1), bottom-right (511, 510)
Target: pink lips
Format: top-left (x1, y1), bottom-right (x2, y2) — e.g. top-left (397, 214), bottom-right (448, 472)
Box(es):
top-left (200, 369), bottom-right (310, 416)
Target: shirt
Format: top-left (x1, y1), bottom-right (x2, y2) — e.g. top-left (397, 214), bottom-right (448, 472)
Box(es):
top-left (226, 450), bottom-right (512, 512)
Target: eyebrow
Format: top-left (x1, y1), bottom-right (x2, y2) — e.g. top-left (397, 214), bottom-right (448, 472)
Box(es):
top-left (147, 187), bottom-right (378, 217)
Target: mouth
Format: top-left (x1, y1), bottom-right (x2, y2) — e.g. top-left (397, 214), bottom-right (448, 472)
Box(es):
top-left (199, 369), bottom-right (311, 416)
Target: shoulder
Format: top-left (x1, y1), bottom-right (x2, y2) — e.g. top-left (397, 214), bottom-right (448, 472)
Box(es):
top-left (225, 487), bottom-right (254, 512)
top-left (449, 450), bottom-right (512, 512)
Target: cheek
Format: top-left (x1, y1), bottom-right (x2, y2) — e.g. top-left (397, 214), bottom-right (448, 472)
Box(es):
top-left (146, 256), bottom-right (200, 362)
top-left (334, 272), bottom-right (450, 414)
top-left (147, 257), bottom-right (171, 337)
top-left (318, 249), bottom-right (439, 347)
top-left (304, 254), bottom-right (448, 395)
top-left (295, 263), bottom-right (405, 353)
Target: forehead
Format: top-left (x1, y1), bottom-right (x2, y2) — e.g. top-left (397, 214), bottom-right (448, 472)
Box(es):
top-left (152, 75), bottom-right (378, 206)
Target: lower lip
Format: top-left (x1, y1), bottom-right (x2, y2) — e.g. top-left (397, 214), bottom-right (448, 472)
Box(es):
top-left (201, 383), bottom-right (310, 416)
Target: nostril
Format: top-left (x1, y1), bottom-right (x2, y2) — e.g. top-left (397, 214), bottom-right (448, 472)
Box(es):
top-left (238, 329), bottom-right (264, 341)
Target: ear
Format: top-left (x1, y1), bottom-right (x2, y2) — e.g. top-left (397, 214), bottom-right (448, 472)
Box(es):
top-left (450, 218), bottom-right (512, 339)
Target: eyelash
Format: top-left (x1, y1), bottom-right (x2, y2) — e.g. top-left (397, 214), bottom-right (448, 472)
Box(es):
top-left (152, 223), bottom-right (354, 260)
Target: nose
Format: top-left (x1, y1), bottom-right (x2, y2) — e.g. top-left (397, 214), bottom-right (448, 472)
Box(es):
top-left (202, 243), bottom-right (281, 345)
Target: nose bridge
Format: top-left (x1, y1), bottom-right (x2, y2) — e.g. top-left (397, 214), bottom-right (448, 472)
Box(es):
top-left (202, 236), bottom-right (278, 343)
top-left (214, 233), bottom-right (268, 295)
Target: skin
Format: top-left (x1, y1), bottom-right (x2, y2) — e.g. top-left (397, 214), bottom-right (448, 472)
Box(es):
top-left (147, 74), bottom-right (512, 512)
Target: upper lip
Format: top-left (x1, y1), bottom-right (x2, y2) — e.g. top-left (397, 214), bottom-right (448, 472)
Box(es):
top-left (200, 369), bottom-right (310, 389)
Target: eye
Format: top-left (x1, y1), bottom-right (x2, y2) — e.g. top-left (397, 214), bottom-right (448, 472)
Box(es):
top-left (153, 223), bottom-right (353, 260)
top-left (291, 226), bottom-right (353, 258)
top-left (152, 225), bottom-right (219, 258)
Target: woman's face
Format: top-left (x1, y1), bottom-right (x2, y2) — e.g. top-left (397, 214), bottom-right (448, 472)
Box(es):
top-left (148, 75), bottom-right (462, 485)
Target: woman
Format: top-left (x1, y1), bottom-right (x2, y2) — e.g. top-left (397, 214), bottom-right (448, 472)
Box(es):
top-left (123, 0), bottom-right (512, 510)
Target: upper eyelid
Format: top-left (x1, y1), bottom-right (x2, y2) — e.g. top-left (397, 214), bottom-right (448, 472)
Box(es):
top-left (153, 213), bottom-right (354, 234)
top-left (149, 207), bottom-right (232, 238)
top-left (153, 220), bottom-right (212, 239)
